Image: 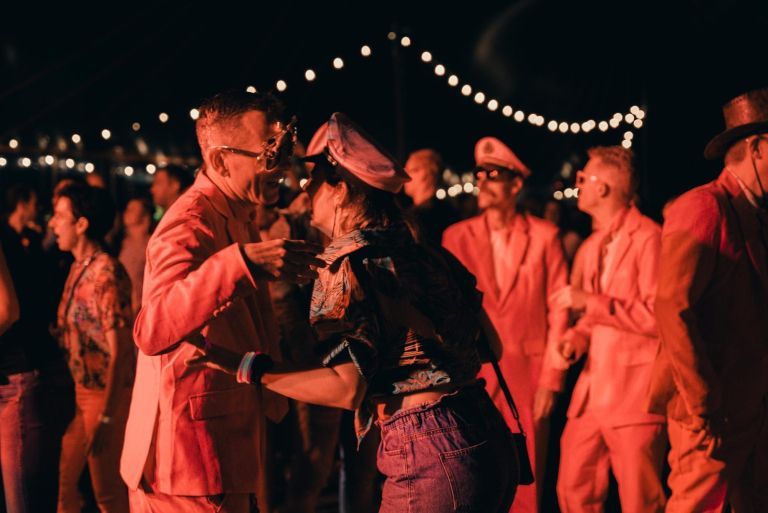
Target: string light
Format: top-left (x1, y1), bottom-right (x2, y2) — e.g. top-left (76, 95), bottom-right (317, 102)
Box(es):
top-left (124, 166), bottom-right (134, 177)
top-left (34, 32), bottom-right (648, 154)
top-left (0, 157), bottom-right (6, 166)
top-left (624, 131), bottom-right (634, 140)
top-left (9, 138), bottom-right (19, 149)
top-left (622, 139), bottom-right (632, 149)
top-left (436, 189), bottom-right (447, 200)
top-left (553, 190), bottom-right (564, 200)
top-left (44, 155), bottom-right (55, 165)
top-left (65, 158), bottom-right (75, 169)
top-left (146, 163), bottom-right (157, 174)
top-left (85, 162), bottom-right (95, 173)
top-left (21, 157), bottom-right (31, 167)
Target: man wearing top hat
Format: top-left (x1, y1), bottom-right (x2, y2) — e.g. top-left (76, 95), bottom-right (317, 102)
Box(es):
top-left (647, 87), bottom-right (768, 512)
top-left (443, 137), bottom-right (569, 513)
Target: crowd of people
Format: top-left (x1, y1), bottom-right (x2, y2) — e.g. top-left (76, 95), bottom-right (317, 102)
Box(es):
top-left (0, 85), bottom-right (766, 513)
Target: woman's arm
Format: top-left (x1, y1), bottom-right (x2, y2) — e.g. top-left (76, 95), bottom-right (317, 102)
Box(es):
top-left (262, 361), bottom-right (366, 410)
top-left (0, 247), bottom-right (20, 335)
top-left (185, 343), bottom-right (367, 411)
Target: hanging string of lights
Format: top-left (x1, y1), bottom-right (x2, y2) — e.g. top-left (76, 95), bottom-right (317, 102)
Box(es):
top-left (1, 32), bottom-right (644, 178)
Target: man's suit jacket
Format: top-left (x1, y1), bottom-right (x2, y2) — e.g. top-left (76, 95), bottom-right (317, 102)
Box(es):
top-left (443, 212), bottom-right (568, 426)
top-left (647, 170), bottom-right (768, 423)
top-left (120, 171), bottom-right (285, 495)
top-left (542, 206), bottom-right (666, 427)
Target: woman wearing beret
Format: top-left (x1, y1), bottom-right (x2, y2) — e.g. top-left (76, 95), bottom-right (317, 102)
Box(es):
top-left (191, 113), bottom-right (518, 512)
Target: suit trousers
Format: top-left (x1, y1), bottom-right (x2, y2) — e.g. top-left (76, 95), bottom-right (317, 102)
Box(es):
top-left (557, 412), bottom-right (666, 513)
top-left (666, 399), bottom-right (768, 513)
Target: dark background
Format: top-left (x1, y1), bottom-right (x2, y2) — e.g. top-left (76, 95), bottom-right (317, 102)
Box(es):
top-left (2, 0), bottom-right (768, 217)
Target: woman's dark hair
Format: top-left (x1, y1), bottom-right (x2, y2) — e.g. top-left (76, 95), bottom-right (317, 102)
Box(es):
top-left (58, 183), bottom-right (116, 242)
top-left (317, 161), bottom-right (405, 230)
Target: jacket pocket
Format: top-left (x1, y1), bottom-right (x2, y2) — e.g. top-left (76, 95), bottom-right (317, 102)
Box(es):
top-left (188, 386), bottom-right (253, 420)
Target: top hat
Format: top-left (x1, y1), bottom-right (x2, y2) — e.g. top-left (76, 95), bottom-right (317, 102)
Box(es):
top-left (704, 87), bottom-right (768, 160)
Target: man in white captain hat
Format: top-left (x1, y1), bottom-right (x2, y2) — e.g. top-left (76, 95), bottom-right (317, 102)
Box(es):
top-left (443, 136), bottom-right (569, 513)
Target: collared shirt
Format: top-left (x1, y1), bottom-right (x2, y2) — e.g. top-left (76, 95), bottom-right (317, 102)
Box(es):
top-left (310, 226), bottom-right (483, 442)
top-left (596, 207), bottom-right (631, 292)
top-left (57, 252), bottom-right (133, 390)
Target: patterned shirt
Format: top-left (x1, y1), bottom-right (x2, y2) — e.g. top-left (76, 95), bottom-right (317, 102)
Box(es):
top-left (56, 252), bottom-right (133, 390)
top-left (310, 226), bottom-right (483, 441)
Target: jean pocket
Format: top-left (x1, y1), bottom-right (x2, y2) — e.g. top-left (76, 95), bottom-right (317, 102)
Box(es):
top-left (440, 439), bottom-right (507, 512)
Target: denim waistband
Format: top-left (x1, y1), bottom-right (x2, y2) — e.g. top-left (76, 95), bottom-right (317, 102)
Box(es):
top-left (377, 380), bottom-right (505, 436)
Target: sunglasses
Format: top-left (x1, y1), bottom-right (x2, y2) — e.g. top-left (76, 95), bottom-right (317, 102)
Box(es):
top-left (474, 167), bottom-right (521, 182)
top-left (575, 170), bottom-right (601, 186)
top-left (213, 116), bottom-right (298, 172)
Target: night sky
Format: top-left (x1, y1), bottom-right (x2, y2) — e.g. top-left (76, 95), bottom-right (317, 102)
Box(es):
top-left (2, 0), bottom-right (768, 217)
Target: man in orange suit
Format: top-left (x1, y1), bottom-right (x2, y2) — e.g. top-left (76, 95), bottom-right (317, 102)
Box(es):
top-left (443, 137), bottom-right (568, 513)
top-left (647, 87), bottom-right (768, 513)
top-left (542, 146), bottom-right (666, 513)
top-left (121, 90), bottom-right (325, 513)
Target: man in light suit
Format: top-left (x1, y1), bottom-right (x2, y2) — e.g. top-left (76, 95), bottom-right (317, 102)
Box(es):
top-left (542, 146), bottom-right (666, 513)
top-left (121, 90), bottom-right (325, 513)
top-left (647, 87), bottom-right (768, 513)
top-left (443, 137), bottom-right (568, 513)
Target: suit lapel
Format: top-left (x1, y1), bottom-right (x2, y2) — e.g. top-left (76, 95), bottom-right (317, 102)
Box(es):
top-left (499, 214), bottom-right (530, 307)
top-left (473, 216), bottom-right (500, 304)
top-left (603, 209), bottom-right (639, 291)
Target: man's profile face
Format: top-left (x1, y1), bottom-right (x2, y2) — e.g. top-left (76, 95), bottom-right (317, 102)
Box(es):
top-left (150, 170), bottom-right (180, 210)
top-left (218, 110), bottom-right (285, 207)
top-left (404, 154), bottom-right (437, 201)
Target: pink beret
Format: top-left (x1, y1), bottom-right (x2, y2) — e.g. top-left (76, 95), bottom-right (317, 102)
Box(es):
top-left (474, 136), bottom-right (531, 178)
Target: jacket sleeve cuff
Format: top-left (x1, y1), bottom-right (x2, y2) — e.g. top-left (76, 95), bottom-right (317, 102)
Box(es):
top-left (585, 293), bottom-right (613, 322)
